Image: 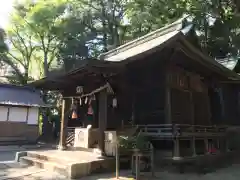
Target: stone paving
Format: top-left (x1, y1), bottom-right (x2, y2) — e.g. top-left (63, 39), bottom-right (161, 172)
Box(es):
top-left (2, 146), bottom-right (240, 179)
top-left (2, 160), bottom-right (240, 180)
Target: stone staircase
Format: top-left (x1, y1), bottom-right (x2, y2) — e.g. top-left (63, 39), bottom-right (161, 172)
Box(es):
top-left (17, 150), bottom-right (115, 179)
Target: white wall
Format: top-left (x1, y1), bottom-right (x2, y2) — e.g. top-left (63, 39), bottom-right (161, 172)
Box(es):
top-left (27, 107), bottom-right (39, 125)
top-left (0, 106), bottom-right (8, 121)
top-left (9, 107), bottom-right (28, 122)
top-left (0, 106), bottom-right (39, 124)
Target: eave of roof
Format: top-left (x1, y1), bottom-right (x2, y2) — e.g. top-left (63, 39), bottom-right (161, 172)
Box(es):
top-left (179, 36), bottom-right (240, 80)
top-left (29, 59), bottom-right (125, 90)
top-left (0, 102), bottom-right (49, 107)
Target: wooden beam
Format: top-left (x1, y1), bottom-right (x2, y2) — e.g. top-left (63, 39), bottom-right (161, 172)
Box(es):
top-left (220, 81), bottom-right (240, 84)
top-left (189, 92), bottom-right (195, 125)
top-left (98, 90), bottom-right (108, 153)
top-left (165, 72), bottom-right (172, 124)
top-left (26, 108), bottom-right (29, 123)
top-left (6, 107), bottom-right (10, 121)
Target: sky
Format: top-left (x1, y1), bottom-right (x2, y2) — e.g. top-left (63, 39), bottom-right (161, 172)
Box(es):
top-left (0, 0), bottom-right (14, 28)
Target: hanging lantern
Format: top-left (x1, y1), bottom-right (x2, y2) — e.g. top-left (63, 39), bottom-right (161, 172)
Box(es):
top-left (76, 86), bottom-right (83, 94)
top-left (112, 97), bottom-right (117, 108)
top-left (71, 110), bottom-right (78, 119)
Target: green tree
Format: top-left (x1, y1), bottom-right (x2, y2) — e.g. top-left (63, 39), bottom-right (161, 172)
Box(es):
top-left (14, 0), bottom-right (67, 77)
top-left (0, 3), bottom-right (38, 85)
top-left (4, 23), bottom-right (36, 85)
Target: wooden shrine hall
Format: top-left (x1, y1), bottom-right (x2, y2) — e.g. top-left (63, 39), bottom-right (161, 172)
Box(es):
top-left (31, 18), bottom-right (240, 160)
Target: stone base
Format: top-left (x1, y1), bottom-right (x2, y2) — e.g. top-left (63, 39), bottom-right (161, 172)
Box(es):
top-left (17, 150), bottom-right (115, 179)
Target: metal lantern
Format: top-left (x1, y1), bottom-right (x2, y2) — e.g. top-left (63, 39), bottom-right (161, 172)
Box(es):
top-left (113, 97), bottom-right (117, 108)
top-left (76, 86), bottom-right (83, 94)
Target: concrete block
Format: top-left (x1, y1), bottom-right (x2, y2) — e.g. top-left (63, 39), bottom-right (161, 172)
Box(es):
top-left (69, 162), bottom-right (91, 179)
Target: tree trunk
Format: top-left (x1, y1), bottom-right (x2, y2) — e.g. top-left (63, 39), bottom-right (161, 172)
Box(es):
top-left (42, 51), bottom-right (53, 142)
top-left (44, 52), bottom-right (48, 77)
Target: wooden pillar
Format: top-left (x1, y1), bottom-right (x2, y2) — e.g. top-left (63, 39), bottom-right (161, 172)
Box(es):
top-left (225, 137), bottom-right (229, 152)
top-left (59, 99), bottom-right (67, 150)
top-left (131, 94), bottom-right (136, 125)
top-left (189, 92), bottom-right (195, 125)
top-left (165, 73), bottom-right (172, 124)
top-left (98, 90), bottom-right (108, 153)
top-left (217, 138), bottom-right (220, 149)
top-left (204, 138), bottom-right (209, 154)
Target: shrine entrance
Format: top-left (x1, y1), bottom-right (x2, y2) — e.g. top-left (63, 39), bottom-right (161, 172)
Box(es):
top-left (58, 83), bottom-right (114, 153)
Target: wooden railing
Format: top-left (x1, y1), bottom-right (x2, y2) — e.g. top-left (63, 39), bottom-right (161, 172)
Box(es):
top-left (138, 124), bottom-right (228, 139)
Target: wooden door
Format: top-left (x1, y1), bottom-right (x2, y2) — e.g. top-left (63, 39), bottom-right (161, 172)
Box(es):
top-left (170, 88), bottom-right (192, 124)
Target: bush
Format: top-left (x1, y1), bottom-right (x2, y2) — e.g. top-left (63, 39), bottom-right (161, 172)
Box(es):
top-left (118, 133), bottom-right (149, 151)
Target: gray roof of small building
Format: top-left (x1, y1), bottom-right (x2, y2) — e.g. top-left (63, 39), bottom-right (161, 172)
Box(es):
top-left (0, 84), bottom-right (47, 107)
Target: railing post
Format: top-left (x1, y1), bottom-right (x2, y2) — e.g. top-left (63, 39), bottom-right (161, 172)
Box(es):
top-left (191, 137), bottom-right (196, 156)
top-left (173, 138), bottom-right (180, 159)
top-left (150, 144), bottom-right (155, 177)
top-left (115, 141), bottom-right (119, 179)
top-left (173, 125), bottom-right (180, 159)
top-left (191, 127), bottom-right (196, 157)
top-left (135, 149), bottom-right (140, 180)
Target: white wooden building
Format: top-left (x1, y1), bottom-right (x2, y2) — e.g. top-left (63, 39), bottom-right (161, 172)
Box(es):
top-left (0, 84), bottom-right (46, 143)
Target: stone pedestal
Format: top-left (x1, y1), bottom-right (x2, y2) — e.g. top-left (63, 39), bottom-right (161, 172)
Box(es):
top-left (74, 127), bottom-right (100, 149)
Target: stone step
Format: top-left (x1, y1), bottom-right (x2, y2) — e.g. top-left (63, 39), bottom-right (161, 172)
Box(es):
top-left (18, 150), bottom-right (115, 179)
top-left (68, 146), bottom-right (102, 156)
top-left (19, 156), bottom-right (69, 177)
top-left (26, 152), bottom-right (72, 164)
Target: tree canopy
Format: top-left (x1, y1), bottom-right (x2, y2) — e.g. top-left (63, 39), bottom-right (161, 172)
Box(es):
top-left (0, 0), bottom-right (240, 84)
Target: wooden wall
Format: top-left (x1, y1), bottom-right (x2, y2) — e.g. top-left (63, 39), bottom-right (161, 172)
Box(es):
top-left (167, 65), bottom-right (211, 125)
top-left (126, 52), bottom-right (167, 125)
top-left (221, 84), bottom-right (240, 125)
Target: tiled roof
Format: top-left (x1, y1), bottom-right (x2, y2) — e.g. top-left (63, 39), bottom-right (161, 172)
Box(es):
top-left (100, 17), bottom-right (187, 61)
top-left (99, 16), bottom-right (240, 80)
top-left (0, 84), bottom-right (47, 107)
